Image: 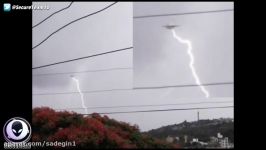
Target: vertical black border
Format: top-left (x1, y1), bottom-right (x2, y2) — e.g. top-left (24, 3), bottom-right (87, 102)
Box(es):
top-left (1, 0), bottom-right (32, 146)
top-left (234, 0), bottom-right (256, 149)
top-left (234, 0), bottom-right (239, 149)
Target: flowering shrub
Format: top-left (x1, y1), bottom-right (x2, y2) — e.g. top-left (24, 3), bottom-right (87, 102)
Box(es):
top-left (32, 107), bottom-right (180, 149)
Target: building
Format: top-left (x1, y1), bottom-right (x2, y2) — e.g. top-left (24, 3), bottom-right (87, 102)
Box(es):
top-left (209, 133), bottom-right (234, 148)
top-left (199, 141), bottom-right (208, 146)
top-left (184, 135), bottom-right (188, 143)
top-left (175, 136), bottom-right (180, 142)
top-left (192, 138), bottom-right (198, 143)
top-left (190, 138), bottom-right (208, 147)
top-left (210, 136), bottom-right (219, 143)
top-left (166, 136), bottom-right (174, 143)
top-left (217, 132), bottom-right (223, 139)
top-left (219, 137), bottom-right (233, 148)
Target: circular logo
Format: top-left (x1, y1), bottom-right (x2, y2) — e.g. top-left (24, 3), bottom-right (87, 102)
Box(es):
top-left (3, 117), bottom-right (31, 143)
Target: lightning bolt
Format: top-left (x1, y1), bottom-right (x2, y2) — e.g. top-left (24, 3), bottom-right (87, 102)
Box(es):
top-left (171, 29), bottom-right (210, 98)
top-left (71, 77), bottom-right (88, 114)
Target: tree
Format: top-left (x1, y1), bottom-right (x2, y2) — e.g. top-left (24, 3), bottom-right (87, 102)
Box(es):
top-left (32, 107), bottom-right (180, 149)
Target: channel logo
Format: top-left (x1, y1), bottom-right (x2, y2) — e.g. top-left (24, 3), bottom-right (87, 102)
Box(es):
top-left (3, 117), bottom-right (32, 143)
top-left (3, 3), bottom-right (11, 12)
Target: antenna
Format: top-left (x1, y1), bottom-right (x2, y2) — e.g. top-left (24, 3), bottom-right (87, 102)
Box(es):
top-left (197, 111), bottom-right (200, 121)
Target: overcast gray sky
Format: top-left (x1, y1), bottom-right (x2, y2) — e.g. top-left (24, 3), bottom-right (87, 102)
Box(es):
top-left (32, 2), bottom-right (233, 131)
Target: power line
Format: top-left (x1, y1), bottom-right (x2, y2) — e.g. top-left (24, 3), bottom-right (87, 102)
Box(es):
top-left (133, 82), bottom-right (234, 90)
top-left (33, 82), bottom-right (233, 95)
top-left (32, 46), bottom-right (133, 70)
top-left (34, 88), bottom-right (131, 95)
top-left (33, 67), bottom-right (132, 77)
top-left (32, 2), bottom-right (118, 50)
top-left (54, 100), bottom-right (233, 110)
top-left (32, 2), bottom-right (74, 28)
top-left (133, 9), bottom-right (234, 19)
top-left (79, 106), bottom-right (234, 115)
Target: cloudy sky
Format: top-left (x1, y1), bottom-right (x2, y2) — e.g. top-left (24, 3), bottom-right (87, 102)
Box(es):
top-left (32, 2), bottom-right (233, 131)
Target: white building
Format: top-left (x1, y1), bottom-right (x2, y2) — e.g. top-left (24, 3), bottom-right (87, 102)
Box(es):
top-left (217, 132), bottom-right (223, 138)
top-left (219, 137), bottom-right (233, 148)
top-left (192, 138), bottom-right (199, 142)
top-left (211, 133), bottom-right (234, 148)
top-left (184, 135), bottom-right (188, 143)
top-left (210, 136), bottom-right (219, 143)
top-left (199, 141), bottom-right (208, 146)
top-left (175, 136), bottom-right (180, 142)
top-left (191, 138), bottom-right (208, 146)
top-left (166, 136), bottom-right (174, 143)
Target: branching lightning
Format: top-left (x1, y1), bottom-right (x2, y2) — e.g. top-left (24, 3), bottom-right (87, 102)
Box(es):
top-left (72, 77), bottom-right (88, 114)
top-left (171, 29), bottom-right (210, 98)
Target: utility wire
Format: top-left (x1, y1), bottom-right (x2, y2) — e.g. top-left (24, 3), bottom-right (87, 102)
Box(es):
top-left (32, 46), bottom-right (133, 70)
top-left (33, 67), bottom-right (132, 76)
top-left (33, 82), bottom-right (233, 95)
top-left (32, 2), bottom-right (118, 50)
top-left (133, 9), bottom-right (234, 19)
top-left (79, 106), bottom-right (234, 115)
top-left (55, 100), bottom-right (233, 110)
top-left (133, 82), bottom-right (233, 90)
top-left (34, 88), bottom-right (131, 95)
top-left (32, 2), bottom-right (74, 28)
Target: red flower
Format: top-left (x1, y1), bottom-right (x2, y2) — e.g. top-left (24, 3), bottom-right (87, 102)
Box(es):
top-left (32, 107), bottom-right (181, 149)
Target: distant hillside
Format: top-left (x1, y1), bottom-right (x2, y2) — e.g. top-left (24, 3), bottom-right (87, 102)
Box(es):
top-left (145, 118), bottom-right (234, 143)
top-left (32, 107), bottom-right (180, 149)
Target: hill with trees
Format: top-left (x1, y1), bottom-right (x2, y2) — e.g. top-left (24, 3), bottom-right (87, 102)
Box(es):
top-left (145, 118), bottom-right (234, 144)
top-left (32, 107), bottom-right (180, 149)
